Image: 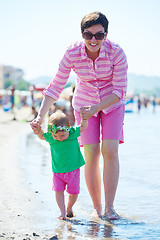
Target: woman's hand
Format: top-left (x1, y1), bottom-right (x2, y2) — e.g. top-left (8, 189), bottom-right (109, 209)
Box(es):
top-left (80, 94), bottom-right (120, 120)
top-left (30, 116), bottom-right (43, 134)
top-left (80, 105), bottom-right (98, 120)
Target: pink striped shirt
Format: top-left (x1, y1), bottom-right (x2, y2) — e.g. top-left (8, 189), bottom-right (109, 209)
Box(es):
top-left (43, 40), bottom-right (128, 115)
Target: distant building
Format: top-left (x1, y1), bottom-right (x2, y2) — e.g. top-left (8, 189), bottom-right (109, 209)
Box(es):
top-left (0, 65), bottom-right (24, 89)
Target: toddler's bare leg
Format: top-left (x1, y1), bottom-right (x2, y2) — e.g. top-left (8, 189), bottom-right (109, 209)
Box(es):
top-left (55, 191), bottom-right (66, 219)
top-left (66, 194), bottom-right (78, 217)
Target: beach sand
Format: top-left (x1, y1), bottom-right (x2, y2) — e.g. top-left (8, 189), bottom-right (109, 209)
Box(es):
top-left (0, 107), bottom-right (57, 240)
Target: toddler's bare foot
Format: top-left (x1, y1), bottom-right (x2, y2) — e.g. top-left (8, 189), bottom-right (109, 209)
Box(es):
top-left (66, 207), bottom-right (75, 218)
top-left (66, 211), bottom-right (75, 218)
top-left (104, 207), bottom-right (120, 220)
top-left (58, 216), bottom-right (66, 220)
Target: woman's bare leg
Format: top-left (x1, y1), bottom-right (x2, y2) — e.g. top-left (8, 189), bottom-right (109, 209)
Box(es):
top-left (102, 139), bottom-right (120, 219)
top-left (66, 194), bottom-right (78, 217)
top-left (84, 143), bottom-right (102, 216)
top-left (55, 191), bottom-right (66, 219)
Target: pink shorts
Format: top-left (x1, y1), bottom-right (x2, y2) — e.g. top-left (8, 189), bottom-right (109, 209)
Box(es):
top-left (52, 168), bottom-right (80, 194)
top-left (74, 105), bottom-right (125, 147)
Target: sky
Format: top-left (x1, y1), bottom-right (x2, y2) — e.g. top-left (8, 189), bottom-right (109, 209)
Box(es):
top-left (0, 0), bottom-right (160, 80)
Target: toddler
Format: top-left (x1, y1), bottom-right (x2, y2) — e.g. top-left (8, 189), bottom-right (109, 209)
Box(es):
top-left (31, 111), bottom-right (88, 219)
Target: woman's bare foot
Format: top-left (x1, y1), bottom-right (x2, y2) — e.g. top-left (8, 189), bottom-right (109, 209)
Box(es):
top-left (96, 209), bottom-right (102, 218)
top-left (92, 208), bottom-right (102, 218)
top-left (104, 207), bottom-right (120, 220)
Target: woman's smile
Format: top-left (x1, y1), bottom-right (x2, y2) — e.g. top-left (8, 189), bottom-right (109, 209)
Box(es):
top-left (82, 24), bottom-right (107, 60)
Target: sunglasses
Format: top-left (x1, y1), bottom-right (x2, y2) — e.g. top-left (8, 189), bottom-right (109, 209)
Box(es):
top-left (82, 31), bottom-right (106, 40)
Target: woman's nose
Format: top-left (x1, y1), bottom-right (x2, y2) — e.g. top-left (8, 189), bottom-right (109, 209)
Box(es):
top-left (91, 36), bottom-right (96, 41)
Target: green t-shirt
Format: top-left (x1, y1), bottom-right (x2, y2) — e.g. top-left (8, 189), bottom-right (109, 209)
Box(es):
top-left (44, 127), bottom-right (85, 173)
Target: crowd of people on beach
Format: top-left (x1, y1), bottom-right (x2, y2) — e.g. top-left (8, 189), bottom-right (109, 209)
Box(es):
top-left (0, 84), bottom-right (159, 121)
top-left (126, 95), bottom-right (159, 113)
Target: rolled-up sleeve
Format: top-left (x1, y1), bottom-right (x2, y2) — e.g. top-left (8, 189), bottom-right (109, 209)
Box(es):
top-left (112, 47), bottom-right (128, 99)
top-left (42, 50), bottom-right (72, 100)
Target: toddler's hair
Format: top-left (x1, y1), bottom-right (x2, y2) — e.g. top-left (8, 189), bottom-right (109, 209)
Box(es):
top-left (48, 111), bottom-right (69, 126)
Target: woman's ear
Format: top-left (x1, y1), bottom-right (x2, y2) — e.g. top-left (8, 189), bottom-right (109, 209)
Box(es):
top-left (104, 31), bottom-right (108, 40)
top-left (81, 32), bottom-right (84, 39)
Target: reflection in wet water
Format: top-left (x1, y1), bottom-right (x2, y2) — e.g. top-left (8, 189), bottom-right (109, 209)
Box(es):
top-left (51, 216), bottom-right (160, 240)
top-left (53, 219), bottom-right (114, 240)
top-left (21, 108), bottom-right (160, 239)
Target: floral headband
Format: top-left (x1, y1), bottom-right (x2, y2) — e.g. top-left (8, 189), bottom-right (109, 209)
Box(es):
top-left (48, 124), bottom-right (70, 134)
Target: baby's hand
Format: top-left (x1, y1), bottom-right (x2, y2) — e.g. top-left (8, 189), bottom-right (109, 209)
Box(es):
top-left (80, 106), bottom-right (92, 120)
top-left (30, 116), bottom-right (42, 134)
top-left (31, 124), bottom-right (41, 135)
top-left (30, 116), bottom-right (42, 127)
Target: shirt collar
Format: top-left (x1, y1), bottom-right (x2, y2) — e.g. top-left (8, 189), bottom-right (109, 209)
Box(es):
top-left (81, 41), bottom-right (107, 60)
top-left (81, 42), bottom-right (87, 59)
top-left (98, 42), bottom-right (106, 59)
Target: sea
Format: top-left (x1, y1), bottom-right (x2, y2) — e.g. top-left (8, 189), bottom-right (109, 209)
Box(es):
top-left (20, 104), bottom-right (160, 240)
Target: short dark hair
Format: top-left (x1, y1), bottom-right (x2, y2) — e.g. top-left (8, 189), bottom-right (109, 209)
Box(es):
top-left (81, 11), bottom-right (109, 33)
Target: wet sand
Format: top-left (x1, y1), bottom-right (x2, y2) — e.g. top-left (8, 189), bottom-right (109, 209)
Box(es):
top-left (0, 107), bottom-right (57, 240)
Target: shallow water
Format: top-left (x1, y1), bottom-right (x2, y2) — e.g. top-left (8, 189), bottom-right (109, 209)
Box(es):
top-left (20, 106), bottom-right (160, 239)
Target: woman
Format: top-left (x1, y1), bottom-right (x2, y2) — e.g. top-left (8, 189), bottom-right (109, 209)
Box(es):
top-left (31, 11), bottom-right (128, 220)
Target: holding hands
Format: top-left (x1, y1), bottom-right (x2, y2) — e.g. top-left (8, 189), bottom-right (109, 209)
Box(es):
top-left (30, 116), bottom-right (42, 135)
top-left (80, 105), bottom-right (98, 120)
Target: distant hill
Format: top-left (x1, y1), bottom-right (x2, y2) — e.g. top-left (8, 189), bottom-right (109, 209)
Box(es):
top-left (29, 76), bottom-right (53, 85)
top-left (128, 73), bottom-right (160, 94)
top-left (29, 73), bottom-right (160, 95)
top-left (29, 75), bottom-right (76, 88)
